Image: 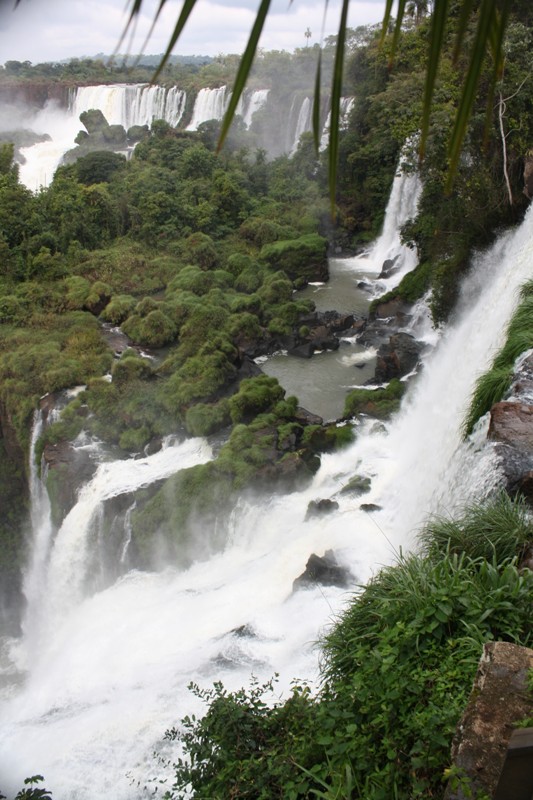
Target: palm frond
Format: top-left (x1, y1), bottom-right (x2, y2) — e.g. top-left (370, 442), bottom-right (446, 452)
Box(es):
top-left (217, 0), bottom-right (272, 151)
top-left (328, 0), bottom-right (350, 215)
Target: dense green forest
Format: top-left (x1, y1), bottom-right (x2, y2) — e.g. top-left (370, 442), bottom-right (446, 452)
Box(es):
top-left (1, 1), bottom-right (533, 796)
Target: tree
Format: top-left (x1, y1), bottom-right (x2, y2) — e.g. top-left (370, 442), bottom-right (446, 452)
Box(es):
top-left (304, 27), bottom-right (312, 47)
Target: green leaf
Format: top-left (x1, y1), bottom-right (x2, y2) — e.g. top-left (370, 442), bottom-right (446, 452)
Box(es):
top-left (217, 0), bottom-right (273, 152)
top-left (420, 0), bottom-right (450, 160)
top-left (312, 49), bottom-right (323, 154)
top-left (328, 0), bottom-right (350, 215)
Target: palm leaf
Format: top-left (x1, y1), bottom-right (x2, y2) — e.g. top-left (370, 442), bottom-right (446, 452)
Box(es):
top-left (328, 0), bottom-right (350, 215)
top-left (446, 0), bottom-right (497, 187)
top-left (312, 49), bottom-right (323, 154)
top-left (217, 0), bottom-right (272, 151)
top-left (419, 0), bottom-right (450, 160)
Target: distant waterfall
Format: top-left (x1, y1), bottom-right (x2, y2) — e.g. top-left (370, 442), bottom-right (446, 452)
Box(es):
top-left (69, 84), bottom-right (187, 129)
top-left (289, 95), bottom-right (355, 154)
top-left (186, 86), bottom-right (269, 131)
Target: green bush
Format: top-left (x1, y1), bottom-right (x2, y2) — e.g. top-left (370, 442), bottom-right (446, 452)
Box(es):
top-left (184, 400), bottom-right (231, 436)
top-left (229, 376), bottom-right (285, 423)
top-left (100, 294), bottom-right (137, 324)
top-left (112, 354), bottom-right (152, 385)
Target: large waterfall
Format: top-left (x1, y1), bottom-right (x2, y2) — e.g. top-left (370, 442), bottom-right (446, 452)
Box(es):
top-left (1, 184), bottom-right (532, 796)
top-left (17, 84), bottom-right (270, 190)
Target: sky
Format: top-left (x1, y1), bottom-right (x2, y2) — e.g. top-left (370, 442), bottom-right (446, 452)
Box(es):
top-left (0, 0), bottom-right (386, 63)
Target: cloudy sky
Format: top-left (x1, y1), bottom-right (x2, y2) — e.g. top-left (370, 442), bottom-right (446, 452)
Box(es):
top-left (0, 0), bottom-right (386, 63)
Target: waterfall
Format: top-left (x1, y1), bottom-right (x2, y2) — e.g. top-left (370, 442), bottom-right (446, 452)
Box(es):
top-left (186, 87), bottom-right (269, 131)
top-left (20, 410), bottom-right (53, 654)
top-left (369, 169), bottom-right (423, 290)
top-left (1, 199), bottom-right (533, 798)
top-left (69, 84), bottom-right (188, 130)
top-left (18, 84), bottom-right (188, 189)
top-left (186, 86), bottom-right (228, 130)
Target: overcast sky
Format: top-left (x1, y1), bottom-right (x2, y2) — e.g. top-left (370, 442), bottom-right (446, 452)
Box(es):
top-left (0, 0), bottom-right (386, 63)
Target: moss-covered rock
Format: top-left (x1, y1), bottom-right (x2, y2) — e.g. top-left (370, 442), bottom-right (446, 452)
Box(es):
top-left (260, 234), bottom-right (328, 283)
top-left (344, 379), bottom-right (405, 419)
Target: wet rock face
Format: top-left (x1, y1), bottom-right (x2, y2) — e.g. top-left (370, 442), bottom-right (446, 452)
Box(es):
top-left (43, 441), bottom-right (97, 527)
top-left (374, 332), bottom-right (424, 382)
top-left (487, 354), bottom-right (533, 500)
top-left (293, 550), bottom-right (352, 591)
top-left (444, 642), bottom-right (533, 800)
top-left (489, 401), bottom-right (533, 449)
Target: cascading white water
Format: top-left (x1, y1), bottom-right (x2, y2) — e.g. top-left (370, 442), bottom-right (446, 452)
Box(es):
top-left (290, 97), bottom-right (312, 154)
top-left (20, 410), bottom-right (53, 654)
top-left (69, 84), bottom-right (188, 130)
top-left (17, 84), bottom-right (188, 190)
top-left (1, 198), bottom-right (533, 798)
top-left (186, 86), bottom-right (228, 130)
top-left (186, 87), bottom-right (269, 131)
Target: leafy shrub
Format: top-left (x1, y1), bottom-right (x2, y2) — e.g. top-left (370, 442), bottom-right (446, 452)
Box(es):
top-left (139, 310), bottom-right (177, 347)
top-left (229, 376), bottom-right (285, 423)
top-left (112, 354), bottom-right (152, 385)
top-left (100, 294), bottom-right (137, 324)
top-left (185, 400), bottom-right (231, 436)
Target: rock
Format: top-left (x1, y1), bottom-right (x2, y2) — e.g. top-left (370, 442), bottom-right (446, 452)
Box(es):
top-left (80, 108), bottom-right (109, 134)
top-left (373, 297), bottom-right (412, 323)
top-left (289, 342), bottom-right (315, 358)
top-left (293, 550), bottom-right (352, 591)
top-left (444, 642), bottom-right (533, 800)
top-left (44, 440), bottom-right (97, 527)
top-left (488, 401), bottom-right (533, 449)
top-left (360, 503), bottom-right (382, 512)
top-left (379, 255), bottom-right (400, 279)
top-left (340, 475), bottom-right (371, 496)
top-left (375, 332), bottom-right (424, 382)
top-left (294, 407), bottom-right (323, 426)
top-left (305, 498), bottom-right (339, 520)
top-left (357, 281), bottom-right (372, 292)
top-left (231, 624), bottom-right (257, 638)
top-left (102, 124), bottom-right (127, 146)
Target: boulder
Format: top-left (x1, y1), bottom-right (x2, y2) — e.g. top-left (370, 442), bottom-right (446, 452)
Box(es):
top-left (488, 401), bottom-right (533, 449)
top-left (44, 441), bottom-right (97, 527)
top-left (379, 255), bottom-right (400, 279)
top-left (293, 550), bottom-right (352, 591)
top-left (340, 475), bottom-right (371, 496)
top-left (374, 332), bottom-right (424, 382)
top-left (305, 498), bottom-right (339, 519)
top-left (80, 108), bottom-right (109, 134)
top-left (444, 642), bottom-right (533, 800)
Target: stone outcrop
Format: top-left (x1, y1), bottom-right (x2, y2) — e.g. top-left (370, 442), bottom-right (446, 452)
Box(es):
top-left (487, 352), bottom-right (533, 500)
top-left (293, 550), bottom-right (352, 591)
top-left (374, 332), bottom-right (424, 382)
top-left (444, 642), bottom-right (533, 800)
top-left (43, 439), bottom-right (97, 527)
